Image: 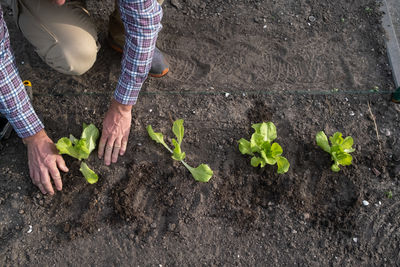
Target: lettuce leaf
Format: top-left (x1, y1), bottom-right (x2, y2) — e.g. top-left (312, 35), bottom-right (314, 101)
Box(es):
top-left (79, 162), bottom-right (98, 184)
top-left (81, 123), bottom-right (100, 155)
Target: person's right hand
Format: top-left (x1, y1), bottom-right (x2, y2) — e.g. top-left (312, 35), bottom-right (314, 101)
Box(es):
top-left (23, 129), bottom-right (69, 195)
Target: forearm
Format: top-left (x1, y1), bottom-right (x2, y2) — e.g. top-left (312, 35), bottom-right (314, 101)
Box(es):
top-left (0, 8), bottom-right (43, 138)
top-left (114, 0), bottom-right (163, 105)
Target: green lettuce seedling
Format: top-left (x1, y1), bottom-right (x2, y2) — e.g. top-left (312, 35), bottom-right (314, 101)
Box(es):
top-left (56, 123), bottom-right (99, 184)
top-left (238, 122), bottom-right (290, 174)
top-left (316, 131), bottom-right (355, 172)
top-left (79, 162), bottom-right (99, 184)
top-left (147, 119), bottom-right (213, 182)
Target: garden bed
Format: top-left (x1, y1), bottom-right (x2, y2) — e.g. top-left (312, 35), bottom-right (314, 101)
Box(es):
top-left (1, 0), bottom-right (400, 265)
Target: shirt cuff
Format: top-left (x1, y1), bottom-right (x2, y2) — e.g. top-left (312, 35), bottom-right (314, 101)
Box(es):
top-left (4, 89), bottom-right (44, 138)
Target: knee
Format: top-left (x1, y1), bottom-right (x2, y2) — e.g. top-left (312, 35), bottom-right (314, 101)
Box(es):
top-left (16, 0), bottom-right (99, 75)
top-left (44, 27), bottom-right (99, 75)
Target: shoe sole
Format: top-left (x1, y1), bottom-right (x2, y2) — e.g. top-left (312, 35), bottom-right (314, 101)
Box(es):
top-left (149, 68), bottom-right (169, 78)
top-left (0, 117), bottom-right (13, 141)
top-left (108, 38), bottom-right (169, 78)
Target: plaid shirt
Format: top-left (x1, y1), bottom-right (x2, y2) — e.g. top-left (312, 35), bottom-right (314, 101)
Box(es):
top-left (0, 1), bottom-right (162, 138)
top-left (0, 8), bottom-right (44, 138)
top-left (115, 0), bottom-right (162, 105)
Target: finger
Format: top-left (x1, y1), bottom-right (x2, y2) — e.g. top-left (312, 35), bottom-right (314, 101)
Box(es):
top-left (48, 162), bottom-right (62, 191)
top-left (120, 138), bottom-right (128, 156)
top-left (37, 184), bottom-right (46, 195)
top-left (34, 171), bottom-right (46, 194)
top-left (98, 135), bottom-right (107, 159)
top-left (112, 138), bottom-right (122, 163)
top-left (29, 165), bottom-right (34, 180)
top-left (40, 169), bottom-right (55, 195)
top-left (31, 173), bottom-right (39, 186)
top-left (56, 156), bottom-right (69, 173)
top-left (104, 139), bottom-right (115, 166)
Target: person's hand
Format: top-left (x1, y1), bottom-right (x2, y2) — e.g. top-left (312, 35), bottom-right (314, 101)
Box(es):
top-left (98, 99), bottom-right (132, 165)
top-left (23, 129), bottom-right (69, 195)
top-left (53, 0), bottom-right (65, 5)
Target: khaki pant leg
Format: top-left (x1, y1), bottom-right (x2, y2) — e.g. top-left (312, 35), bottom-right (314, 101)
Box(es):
top-left (14, 0), bottom-right (99, 75)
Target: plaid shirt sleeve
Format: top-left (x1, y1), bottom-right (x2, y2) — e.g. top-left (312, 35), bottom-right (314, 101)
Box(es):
top-left (114, 0), bottom-right (163, 105)
top-left (0, 9), bottom-right (44, 138)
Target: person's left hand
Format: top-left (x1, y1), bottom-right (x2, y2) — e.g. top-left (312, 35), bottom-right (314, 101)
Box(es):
top-left (98, 99), bottom-right (132, 165)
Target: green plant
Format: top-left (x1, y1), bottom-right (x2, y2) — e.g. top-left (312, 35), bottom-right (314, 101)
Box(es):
top-left (147, 119), bottom-right (213, 182)
top-left (238, 122), bottom-right (290, 174)
top-left (316, 131), bottom-right (355, 172)
top-left (56, 123), bottom-right (99, 184)
top-left (386, 191), bottom-right (393, 199)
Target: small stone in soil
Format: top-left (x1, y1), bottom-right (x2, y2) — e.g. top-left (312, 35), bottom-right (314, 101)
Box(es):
top-left (352, 237), bottom-right (358, 243)
top-left (362, 200), bottom-right (369, 206)
top-left (170, 0), bottom-right (182, 9)
top-left (168, 223), bottom-right (176, 231)
top-left (372, 168), bottom-right (381, 176)
top-left (63, 223), bottom-right (71, 233)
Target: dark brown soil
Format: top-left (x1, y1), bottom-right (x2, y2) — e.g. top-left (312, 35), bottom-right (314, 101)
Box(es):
top-left (1, 0), bottom-right (400, 265)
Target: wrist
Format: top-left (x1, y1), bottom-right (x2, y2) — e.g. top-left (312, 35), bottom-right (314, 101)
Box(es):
top-left (22, 129), bottom-right (47, 145)
top-left (111, 99), bottom-right (133, 113)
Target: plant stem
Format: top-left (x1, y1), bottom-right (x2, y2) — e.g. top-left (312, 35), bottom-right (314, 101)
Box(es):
top-left (162, 143), bottom-right (173, 154)
top-left (180, 160), bottom-right (193, 172)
